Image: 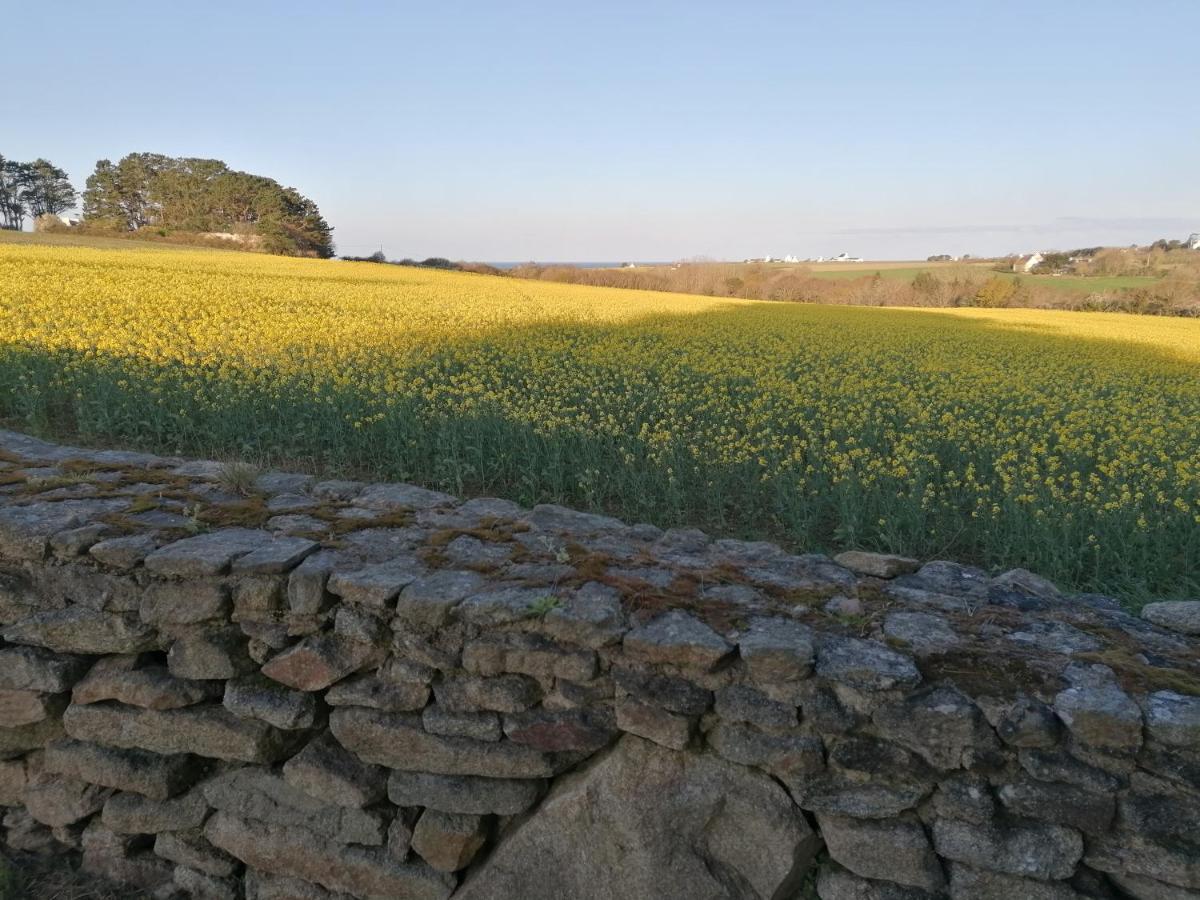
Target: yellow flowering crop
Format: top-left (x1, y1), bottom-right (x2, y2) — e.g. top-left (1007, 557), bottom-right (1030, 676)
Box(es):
top-left (1, 242), bottom-right (1197, 602)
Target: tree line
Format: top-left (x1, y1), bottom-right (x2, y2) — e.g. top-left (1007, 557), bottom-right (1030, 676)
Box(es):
top-left (2, 151), bottom-right (333, 258)
top-left (0, 156), bottom-right (76, 230)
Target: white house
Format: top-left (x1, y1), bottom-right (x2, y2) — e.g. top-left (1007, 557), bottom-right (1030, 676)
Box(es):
top-left (829, 252), bottom-right (864, 263)
top-left (56, 214), bottom-right (83, 227)
top-left (1018, 252), bottom-right (1045, 272)
top-left (1188, 232), bottom-right (1200, 251)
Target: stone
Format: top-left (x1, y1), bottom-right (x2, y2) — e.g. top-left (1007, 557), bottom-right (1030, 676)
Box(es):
top-left (205, 812), bottom-right (455, 899)
top-left (332, 605), bottom-right (389, 646)
top-left (73, 655), bottom-right (222, 709)
top-left (454, 735), bottom-right (820, 900)
top-left (834, 551), bottom-right (920, 578)
top-left (282, 733), bottom-right (387, 808)
top-left (825, 595), bottom-right (866, 616)
top-left (463, 632), bottom-right (597, 682)
top-left (3, 606), bottom-right (160, 654)
top-left (526, 503), bottom-right (624, 535)
top-left (287, 550), bottom-right (338, 617)
top-left (330, 708), bottom-right (578, 778)
top-left (817, 813), bottom-right (944, 892)
top-left (816, 864), bottom-right (942, 899)
top-left (1141, 600), bottom-right (1200, 636)
top-left (50, 523), bottom-right (115, 557)
top-left (202, 766), bottom-right (386, 845)
top-left (542, 582), bottom-right (627, 648)
top-left (0, 715), bottom-right (64, 758)
top-left (456, 586), bottom-right (560, 627)
top-left (388, 770), bottom-right (543, 816)
top-left (257, 472), bottom-right (316, 496)
top-left (22, 772), bottom-right (112, 826)
top-left (996, 696), bottom-right (1062, 748)
top-left (89, 533), bottom-right (160, 570)
top-left (43, 738), bottom-right (206, 800)
top-left (714, 683), bottom-right (798, 730)
top-left (224, 674), bottom-right (320, 730)
top-left (422, 705), bottom-right (502, 742)
top-left (64, 702), bottom-right (294, 764)
top-left (502, 708), bottom-right (616, 753)
top-left (443, 534), bottom-right (512, 569)
top-left (623, 610), bottom-right (734, 672)
top-left (613, 666), bottom-right (712, 715)
top-left (790, 773), bottom-right (932, 819)
top-left (0, 757), bottom-right (28, 805)
top-left (246, 870), bottom-right (357, 900)
top-left (433, 675), bottom-right (542, 713)
top-left (155, 828), bottom-right (239, 877)
top-left (411, 809), bottom-right (488, 872)
top-left (1018, 748), bottom-right (1122, 793)
top-left (168, 626), bottom-right (257, 680)
top-left (1108, 871), bottom-right (1200, 900)
top-left (873, 685), bottom-right (997, 769)
top-left (1054, 671), bottom-right (1143, 752)
top-left (144, 528), bottom-right (276, 577)
top-left (708, 722), bottom-right (824, 779)
top-left (81, 847), bottom-right (176, 893)
top-left (261, 633), bottom-right (373, 691)
top-left (882, 611), bottom-right (961, 654)
top-left (325, 673), bottom-right (430, 712)
top-left (1085, 831), bottom-right (1200, 891)
top-left (140, 580), bottom-right (230, 626)
top-left (615, 696), bottom-right (695, 750)
top-left (996, 776), bottom-right (1115, 834)
top-left (896, 560), bottom-right (990, 599)
top-left (0, 645), bottom-right (90, 692)
top-left (234, 576), bottom-right (285, 622)
top-left (0, 688), bottom-right (64, 726)
top-left (354, 482), bottom-right (456, 511)
top-left (395, 570), bottom-right (487, 628)
top-left (173, 865), bottom-right (242, 900)
top-left (932, 818), bottom-right (1083, 880)
top-left (231, 535), bottom-right (320, 574)
top-left (102, 789), bottom-right (210, 834)
top-left (930, 775), bottom-right (995, 825)
top-left (1120, 780), bottom-right (1200, 848)
top-left (1143, 690), bottom-right (1200, 747)
top-left (0, 502), bottom-right (92, 560)
top-left (328, 557), bottom-right (424, 607)
top-left (947, 863), bottom-right (1079, 900)
top-left (817, 637), bottom-right (922, 691)
top-left (1007, 621), bottom-right (1102, 654)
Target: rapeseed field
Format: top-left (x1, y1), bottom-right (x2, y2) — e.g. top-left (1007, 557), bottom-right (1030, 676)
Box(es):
top-left (2, 243), bottom-right (1197, 602)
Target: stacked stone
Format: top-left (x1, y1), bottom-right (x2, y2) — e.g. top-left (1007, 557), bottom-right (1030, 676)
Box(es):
top-left (1, 427), bottom-right (1198, 899)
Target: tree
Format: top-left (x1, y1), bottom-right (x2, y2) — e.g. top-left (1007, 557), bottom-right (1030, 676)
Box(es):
top-left (0, 156), bottom-right (27, 230)
top-left (18, 159), bottom-right (76, 217)
top-left (81, 153), bottom-right (334, 257)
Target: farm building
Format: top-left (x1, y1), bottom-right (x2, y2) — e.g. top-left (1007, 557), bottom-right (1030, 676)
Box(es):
top-left (1188, 232), bottom-right (1200, 250)
top-left (1014, 252), bottom-right (1045, 272)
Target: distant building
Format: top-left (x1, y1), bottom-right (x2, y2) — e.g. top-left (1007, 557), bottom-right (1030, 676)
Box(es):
top-left (56, 214), bottom-right (82, 227)
top-left (828, 252), bottom-right (864, 263)
top-left (1188, 232), bottom-right (1200, 250)
top-left (1015, 252), bottom-right (1044, 272)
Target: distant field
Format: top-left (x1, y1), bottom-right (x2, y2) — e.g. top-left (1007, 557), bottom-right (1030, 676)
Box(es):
top-left (777, 260), bottom-right (1164, 292)
top-left (0, 228), bottom-right (243, 254)
top-left (2, 239), bottom-right (1198, 603)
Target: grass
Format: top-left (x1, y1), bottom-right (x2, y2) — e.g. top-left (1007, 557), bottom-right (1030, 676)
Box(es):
top-left (1, 238), bottom-right (1198, 605)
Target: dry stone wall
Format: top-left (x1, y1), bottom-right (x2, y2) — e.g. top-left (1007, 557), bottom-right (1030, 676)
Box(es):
top-left (0, 428), bottom-right (1198, 899)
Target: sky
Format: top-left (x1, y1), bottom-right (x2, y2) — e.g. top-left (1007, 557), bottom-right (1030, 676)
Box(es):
top-left (6, 1), bottom-right (1198, 261)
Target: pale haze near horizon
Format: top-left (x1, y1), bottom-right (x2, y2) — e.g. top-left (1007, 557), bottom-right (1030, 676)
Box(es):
top-left (7, 1), bottom-right (1198, 261)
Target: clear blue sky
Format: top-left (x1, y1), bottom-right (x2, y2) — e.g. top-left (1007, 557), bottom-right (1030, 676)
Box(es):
top-left (7, 1), bottom-right (1198, 260)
